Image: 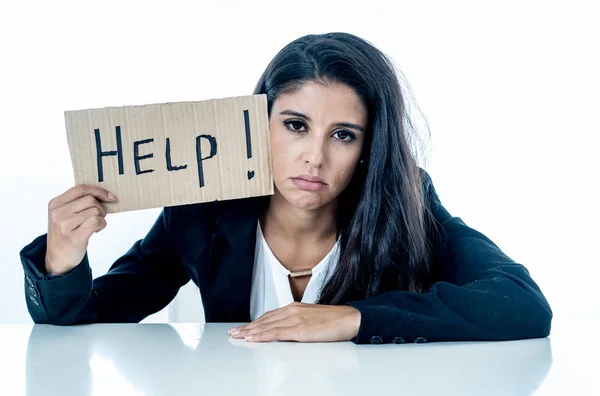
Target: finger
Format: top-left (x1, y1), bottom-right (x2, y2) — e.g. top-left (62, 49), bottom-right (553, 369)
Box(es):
top-left (253, 306), bottom-right (287, 323)
top-left (251, 302), bottom-right (303, 325)
top-left (50, 196), bottom-right (107, 232)
top-left (49, 184), bottom-right (116, 211)
top-left (71, 216), bottom-right (107, 244)
top-left (62, 206), bottom-right (107, 233)
top-left (231, 315), bottom-right (292, 338)
top-left (232, 303), bottom-right (299, 334)
top-left (65, 194), bottom-right (108, 216)
top-left (236, 310), bottom-right (288, 333)
top-left (231, 310), bottom-right (282, 334)
top-left (244, 317), bottom-right (300, 338)
top-left (246, 326), bottom-right (300, 343)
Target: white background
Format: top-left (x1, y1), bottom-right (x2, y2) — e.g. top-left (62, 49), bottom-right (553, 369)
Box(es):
top-left (1, 0), bottom-right (598, 327)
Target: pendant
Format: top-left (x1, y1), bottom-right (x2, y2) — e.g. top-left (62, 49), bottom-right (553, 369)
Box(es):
top-left (289, 269), bottom-right (312, 278)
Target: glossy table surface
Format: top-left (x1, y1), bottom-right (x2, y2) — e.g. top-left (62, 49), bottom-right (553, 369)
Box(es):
top-left (0, 317), bottom-right (597, 396)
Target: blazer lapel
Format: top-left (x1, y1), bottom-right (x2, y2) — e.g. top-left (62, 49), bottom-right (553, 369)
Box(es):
top-left (203, 196), bottom-right (267, 322)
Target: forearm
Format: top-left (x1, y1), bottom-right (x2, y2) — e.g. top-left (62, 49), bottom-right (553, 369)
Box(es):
top-left (347, 264), bottom-right (552, 344)
top-left (22, 235), bottom-right (98, 324)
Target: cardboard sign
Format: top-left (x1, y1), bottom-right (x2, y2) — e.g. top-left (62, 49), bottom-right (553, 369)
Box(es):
top-left (64, 95), bottom-right (274, 213)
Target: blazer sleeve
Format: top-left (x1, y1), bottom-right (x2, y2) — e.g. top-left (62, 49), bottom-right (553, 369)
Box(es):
top-left (20, 207), bottom-right (192, 325)
top-left (345, 172), bottom-right (553, 345)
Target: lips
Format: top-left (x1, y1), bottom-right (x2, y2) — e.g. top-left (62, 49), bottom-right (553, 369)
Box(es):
top-left (291, 174), bottom-right (327, 192)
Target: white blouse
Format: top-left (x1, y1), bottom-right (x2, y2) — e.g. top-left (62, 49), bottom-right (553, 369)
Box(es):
top-left (249, 222), bottom-right (341, 321)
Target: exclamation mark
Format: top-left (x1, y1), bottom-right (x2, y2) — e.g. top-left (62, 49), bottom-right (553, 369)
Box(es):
top-left (244, 109), bottom-right (255, 180)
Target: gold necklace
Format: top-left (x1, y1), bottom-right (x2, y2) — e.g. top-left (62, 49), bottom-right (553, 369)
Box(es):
top-left (289, 269), bottom-right (312, 278)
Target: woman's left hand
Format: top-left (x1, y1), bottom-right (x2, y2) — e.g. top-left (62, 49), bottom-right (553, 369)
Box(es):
top-left (228, 302), bottom-right (361, 342)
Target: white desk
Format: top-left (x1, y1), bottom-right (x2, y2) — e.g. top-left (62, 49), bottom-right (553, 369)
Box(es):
top-left (0, 318), bottom-right (597, 396)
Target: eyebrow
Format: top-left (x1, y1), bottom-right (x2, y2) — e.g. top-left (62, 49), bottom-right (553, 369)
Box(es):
top-left (279, 110), bottom-right (365, 133)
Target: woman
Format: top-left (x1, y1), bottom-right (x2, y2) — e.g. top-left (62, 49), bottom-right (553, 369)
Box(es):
top-left (19, 32), bottom-right (552, 344)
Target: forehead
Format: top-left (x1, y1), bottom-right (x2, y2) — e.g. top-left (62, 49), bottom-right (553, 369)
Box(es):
top-left (273, 81), bottom-right (367, 124)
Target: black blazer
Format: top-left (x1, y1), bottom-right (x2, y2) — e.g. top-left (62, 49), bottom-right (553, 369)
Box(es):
top-left (20, 170), bottom-right (552, 345)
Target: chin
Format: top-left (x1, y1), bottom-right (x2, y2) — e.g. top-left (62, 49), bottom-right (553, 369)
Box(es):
top-left (287, 191), bottom-right (329, 210)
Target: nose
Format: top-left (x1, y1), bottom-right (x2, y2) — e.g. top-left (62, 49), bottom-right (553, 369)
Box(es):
top-left (304, 133), bottom-right (327, 167)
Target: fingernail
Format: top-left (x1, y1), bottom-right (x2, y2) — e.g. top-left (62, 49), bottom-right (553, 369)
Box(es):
top-left (108, 192), bottom-right (116, 201)
top-left (245, 335), bottom-right (254, 341)
top-left (230, 329), bottom-right (240, 336)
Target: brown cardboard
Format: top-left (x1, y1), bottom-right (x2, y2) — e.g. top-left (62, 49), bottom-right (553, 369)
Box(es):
top-left (64, 94), bottom-right (274, 213)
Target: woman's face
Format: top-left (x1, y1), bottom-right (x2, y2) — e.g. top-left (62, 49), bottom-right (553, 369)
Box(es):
top-left (269, 81), bottom-right (367, 211)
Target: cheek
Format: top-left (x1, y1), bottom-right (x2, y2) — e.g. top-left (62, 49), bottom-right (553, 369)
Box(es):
top-left (333, 156), bottom-right (360, 188)
top-left (269, 127), bottom-right (292, 178)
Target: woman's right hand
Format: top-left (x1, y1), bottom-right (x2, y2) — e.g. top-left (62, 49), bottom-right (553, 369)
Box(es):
top-left (45, 185), bottom-right (117, 275)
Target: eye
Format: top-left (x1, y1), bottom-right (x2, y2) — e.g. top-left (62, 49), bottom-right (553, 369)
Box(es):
top-left (333, 130), bottom-right (356, 143)
top-left (283, 120), bottom-right (306, 133)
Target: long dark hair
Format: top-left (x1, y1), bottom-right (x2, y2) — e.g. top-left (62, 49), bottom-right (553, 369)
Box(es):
top-left (253, 32), bottom-right (439, 304)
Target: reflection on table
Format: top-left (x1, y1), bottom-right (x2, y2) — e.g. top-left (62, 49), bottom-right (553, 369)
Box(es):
top-left (24, 323), bottom-right (552, 396)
